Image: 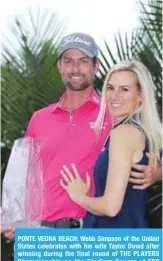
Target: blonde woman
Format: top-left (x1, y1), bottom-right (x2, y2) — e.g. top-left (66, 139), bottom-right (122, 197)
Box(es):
top-left (60, 60), bottom-right (162, 228)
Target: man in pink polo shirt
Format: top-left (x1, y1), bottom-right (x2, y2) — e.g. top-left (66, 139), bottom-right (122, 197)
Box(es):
top-left (2, 33), bottom-right (161, 234)
top-left (25, 32), bottom-right (112, 228)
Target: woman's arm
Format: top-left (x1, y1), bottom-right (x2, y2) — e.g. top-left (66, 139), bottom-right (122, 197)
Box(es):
top-left (61, 124), bottom-right (144, 216)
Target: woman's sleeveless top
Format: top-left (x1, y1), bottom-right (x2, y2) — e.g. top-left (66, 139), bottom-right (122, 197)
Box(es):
top-left (83, 120), bottom-right (151, 228)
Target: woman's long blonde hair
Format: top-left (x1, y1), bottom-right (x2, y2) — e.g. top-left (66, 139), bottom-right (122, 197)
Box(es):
top-left (95, 60), bottom-right (162, 168)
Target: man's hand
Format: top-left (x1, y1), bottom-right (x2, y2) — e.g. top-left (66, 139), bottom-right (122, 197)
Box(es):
top-left (0, 207), bottom-right (15, 240)
top-left (1, 227), bottom-right (15, 240)
top-left (129, 153), bottom-right (162, 190)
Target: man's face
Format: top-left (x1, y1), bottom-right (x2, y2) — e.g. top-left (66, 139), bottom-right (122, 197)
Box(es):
top-left (57, 49), bottom-right (99, 91)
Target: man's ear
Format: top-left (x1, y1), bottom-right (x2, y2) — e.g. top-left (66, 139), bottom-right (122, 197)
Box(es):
top-left (57, 60), bottom-right (61, 73)
top-left (95, 59), bottom-right (100, 74)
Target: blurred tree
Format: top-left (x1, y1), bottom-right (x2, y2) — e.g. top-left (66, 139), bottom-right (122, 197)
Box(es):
top-left (2, 10), bottom-right (65, 149)
top-left (96, 0), bottom-right (162, 109)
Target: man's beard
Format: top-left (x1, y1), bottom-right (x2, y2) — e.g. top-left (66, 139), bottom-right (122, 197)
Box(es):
top-left (62, 75), bottom-right (93, 91)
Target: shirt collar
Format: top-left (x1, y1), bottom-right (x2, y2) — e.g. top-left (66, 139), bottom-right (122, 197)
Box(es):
top-left (51, 88), bottom-right (101, 113)
top-left (88, 89), bottom-right (101, 105)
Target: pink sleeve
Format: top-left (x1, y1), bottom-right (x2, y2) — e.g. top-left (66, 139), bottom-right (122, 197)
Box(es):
top-left (25, 113), bottom-right (36, 138)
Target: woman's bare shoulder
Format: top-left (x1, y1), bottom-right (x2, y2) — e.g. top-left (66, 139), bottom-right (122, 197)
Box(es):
top-left (110, 123), bottom-right (145, 143)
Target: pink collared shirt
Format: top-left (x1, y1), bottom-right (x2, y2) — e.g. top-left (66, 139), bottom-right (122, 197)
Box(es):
top-left (25, 89), bottom-right (112, 221)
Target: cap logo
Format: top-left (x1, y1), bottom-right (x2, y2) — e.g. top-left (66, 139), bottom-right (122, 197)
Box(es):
top-left (61, 36), bottom-right (91, 47)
